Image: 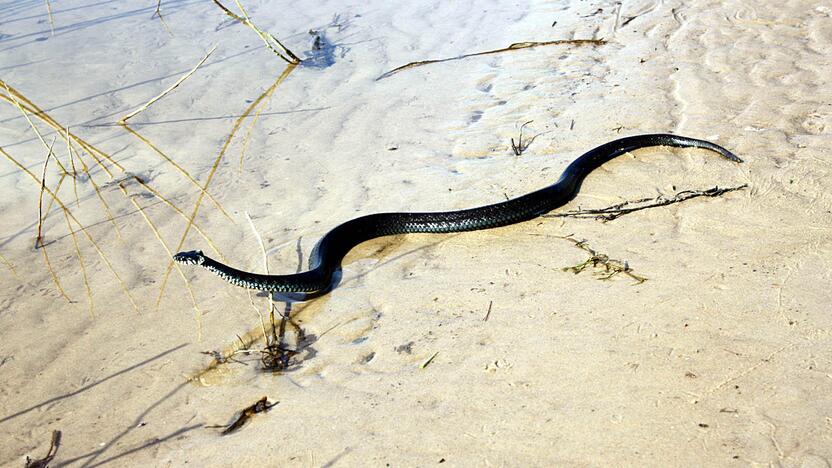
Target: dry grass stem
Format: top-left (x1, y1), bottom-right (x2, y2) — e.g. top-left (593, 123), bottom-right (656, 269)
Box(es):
top-left (63, 138), bottom-right (123, 238)
top-left (65, 127), bottom-right (80, 208)
top-left (1, 81), bottom-right (123, 237)
top-left (64, 193), bottom-right (140, 311)
top-left (238, 101), bottom-right (266, 172)
top-left (2, 83), bottom-right (70, 175)
top-left (119, 123), bottom-right (233, 221)
top-left (2, 83), bottom-right (224, 259)
top-left (69, 138), bottom-right (224, 258)
top-left (119, 45), bottom-right (217, 124)
top-left (211, 0), bottom-right (301, 64)
top-left (36, 138), bottom-right (56, 249)
top-left (377, 39), bottom-right (606, 80)
top-left (248, 291), bottom-right (271, 347)
top-left (1, 83), bottom-right (88, 176)
top-left (73, 170), bottom-right (121, 238)
top-left (0, 252), bottom-right (18, 278)
top-left (157, 64), bottom-right (297, 306)
top-left (232, 0), bottom-right (300, 63)
top-left (42, 172), bottom-right (66, 227)
top-left (61, 209), bottom-right (94, 317)
top-left (0, 82), bottom-right (215, 312)
top-left (0, 146), bottom-right (139, 312)
top-left (1, 79), bottom-right (168, 203)
top-left (245, 211), bottom-right (276, 335)
top-left (152, 0), bottom-right (173, 35)
top-left (38, 239), bottom-right (72, 303)
top-left (44, 0), bottom-right (55, 36)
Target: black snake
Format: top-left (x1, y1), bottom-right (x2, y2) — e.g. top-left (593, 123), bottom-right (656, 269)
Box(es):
top-left (174, 134), bottom-right (741, 293)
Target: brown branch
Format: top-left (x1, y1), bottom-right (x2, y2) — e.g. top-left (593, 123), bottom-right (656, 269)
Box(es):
top-left (377, 39), bottom-right (606, 80)
top-left (36, 138), bottom-right (55, 249)
top-left (511, 120), bottom-right (540, 156)
top-left (546, 184), bottom-right (748, 222)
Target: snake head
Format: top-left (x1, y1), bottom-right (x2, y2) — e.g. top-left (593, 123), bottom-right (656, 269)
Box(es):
top-left (173, 250), bottom-right (206, 266)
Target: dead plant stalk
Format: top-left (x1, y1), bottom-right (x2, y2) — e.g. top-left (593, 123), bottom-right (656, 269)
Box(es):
top-left (119, 45), bottom-right (217, 124)
top-left (36, 138), bottom-right (56, 249)
top-left (0, 146), bottom-right (138, 311)
top-left (211, 0), bottom-right (300, 64)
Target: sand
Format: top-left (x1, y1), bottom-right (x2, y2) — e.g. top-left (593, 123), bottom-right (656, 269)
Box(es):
top-left (1, 0), bottom-right (831, 466)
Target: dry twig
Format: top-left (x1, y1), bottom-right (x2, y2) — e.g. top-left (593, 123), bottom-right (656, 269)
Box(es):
top-left (377, 39), bottom-right (606, 80)
top-left (547, 184), bottom-right (748, 222)
top-left (511, 120), bottom-right (540, 156)
top-left (36, 138), bottom-right (55, 249)
top-left (33, 138), bottom-right (74, 303)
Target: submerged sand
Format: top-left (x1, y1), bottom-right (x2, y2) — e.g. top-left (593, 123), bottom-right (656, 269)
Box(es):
top-left (1, 0), bottom-right (831, 466)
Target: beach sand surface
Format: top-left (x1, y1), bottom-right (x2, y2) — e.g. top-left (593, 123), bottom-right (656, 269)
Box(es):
top-left (1, 0), bottom-right (831, 466)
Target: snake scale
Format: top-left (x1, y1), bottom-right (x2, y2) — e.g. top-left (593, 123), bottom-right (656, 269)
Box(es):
top-left (174, 134), bottom-right (742, 294)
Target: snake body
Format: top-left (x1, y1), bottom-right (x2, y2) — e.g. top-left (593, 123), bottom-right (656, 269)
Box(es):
top-left (174, 134), bottom-right (741, 293)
